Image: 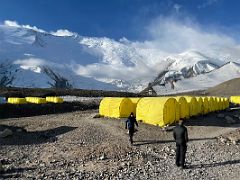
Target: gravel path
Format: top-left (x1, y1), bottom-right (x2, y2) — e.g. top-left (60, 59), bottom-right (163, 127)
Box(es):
top-left (1, 109), bottom-right (240, 179)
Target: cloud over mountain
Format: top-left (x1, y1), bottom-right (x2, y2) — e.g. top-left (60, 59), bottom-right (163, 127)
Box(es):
top-left (1, 16), bottom-right (240, 93)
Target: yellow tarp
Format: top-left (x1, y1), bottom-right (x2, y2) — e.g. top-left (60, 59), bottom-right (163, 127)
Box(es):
top-left (174, 96), bottom-right (189, 119)
top-left (8, 97), bottom-right (27, 104)
top-left (184, 96), bottom-right (198, 116)
top-left (99, 97), bottom-right (134, 118)
top-left (26, 97), bottom-right (47, 104)
top-left (136, 97), bottom-right (178, 127)
top-left (46, 97), bottom-right (64, 103)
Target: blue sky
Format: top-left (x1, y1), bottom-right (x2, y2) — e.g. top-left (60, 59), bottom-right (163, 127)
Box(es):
top-left (0, 0), bottom-right (240, 41)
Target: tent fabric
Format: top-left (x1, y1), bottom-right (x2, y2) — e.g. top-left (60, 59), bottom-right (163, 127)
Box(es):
top-left (220, 98), bottom-right (224, 110)
top-left (136, 97), bottom-right (178, 127)
top-left (174, 97), bottom-right (189, 119)
top-left (129, 98), bottom-right (141, 116)
top-left (216, 97), bottom-right (222, 110)
top-left (184, 97), bottom-right (198, 116)
top-left (8, 98), bottom-right (26, 104)
top-left (223, 98), bottom-right (230, 109)
top-left (99, 97), bottom-right (134, 118)
top-left (202, 97), bottom-right (209, 114)
top-left (26, 97), bottom-right (46, 104)
top-left (212, 97), bottom-right (218, 112)
top-left (230, 96), bottom-right (240, 104)
top-left (46, 97), bottom-right (64, 103)
top-left (195, 97), bottom-right (204, 115)
top-left (207, 97), bottom-right (214, 112)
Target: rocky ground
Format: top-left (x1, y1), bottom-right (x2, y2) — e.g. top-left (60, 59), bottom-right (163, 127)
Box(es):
top-left (1, 108), bottom-right (240, 179)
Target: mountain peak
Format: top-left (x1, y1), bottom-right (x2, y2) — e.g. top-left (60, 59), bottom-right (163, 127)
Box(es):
top-left (0, 22), bottom-right (239, 93)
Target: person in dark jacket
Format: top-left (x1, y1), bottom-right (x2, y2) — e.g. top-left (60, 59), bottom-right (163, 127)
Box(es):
top-left (125, 112), bottom-right (138, 145)
top-left (173, 120), bottom-right (189, 169)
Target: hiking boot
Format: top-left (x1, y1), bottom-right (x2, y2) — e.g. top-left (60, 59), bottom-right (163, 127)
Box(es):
top-left (180, 165), bottom-right (187, 170)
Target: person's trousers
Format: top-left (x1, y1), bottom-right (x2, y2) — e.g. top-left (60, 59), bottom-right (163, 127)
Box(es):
top-left (128, 128), bottom-right (134, 144)
top-left (176, 144), bottom-right (187, 167)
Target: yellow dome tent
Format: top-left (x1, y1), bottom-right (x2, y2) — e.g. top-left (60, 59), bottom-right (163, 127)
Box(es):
top-left (196, 97), bottom-right (204, 115)
top-left (230, 96), bottom-right (240, 105)
top-left (129, 98), bottom-right (141, 116)
top-left (207, 97), bottom-right (214, 112)
top-left (213, 97), bottom-right (219, 111)
top-left (202, 97), bottom-right (209, 114)
top-left (136, 97), bottom-right (179, 127)
top-left (220, 98), bottom-right (224, 110)
top-left (216, 97), bottom-right (222, 111)
top-left (25, 97), bottom-right (46, 104)
top-left (221, 97), bottom-right (228, 110)
top-left (46, 97), bottom-right (63, 103)
top-left (211, 97), bottom-right (216, 111)
top-left (223, 98), bottom-right (230, 109)
top-left (184, 96), bottom-right (198, 116)
top-left (8, 97), bottom-right (27, 104)
top-left (174, 96), bottom-right (189, 119)
top-left (99, 97), bottom-right (134, 118)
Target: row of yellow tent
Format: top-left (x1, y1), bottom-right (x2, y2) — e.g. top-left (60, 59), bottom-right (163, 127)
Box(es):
top-left (7, 97), bottom-right (63, 104)
top-left (230, 96), bottom-right (240, 105)
top-left (99, 96), bottom-right (230, 127)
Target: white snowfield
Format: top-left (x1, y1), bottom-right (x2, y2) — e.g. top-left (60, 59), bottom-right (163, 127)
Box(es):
top-left (61, 96), bottom-right (103, 102)
top-left (0, 22), bottom-right (240, 93)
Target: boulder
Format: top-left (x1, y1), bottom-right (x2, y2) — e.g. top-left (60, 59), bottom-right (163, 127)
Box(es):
top-left (92, 114), bottom-right (102, 118)
top-left (219, 136), bottom-right (227, 143)
top-left (217, 113), bottom-right (225, 118)
top-left (99, 153), bottom-right (107, 160)
top-left (16, 128), bottom-right (23, 133)
top-left (0, 128), bottom-right (13, 138)
top-left (227, 136), bottom-right (239, 144)
top-left (225, 116), bottom-right (236, 124)
top-left (0, 161), bottom-right (3, 172)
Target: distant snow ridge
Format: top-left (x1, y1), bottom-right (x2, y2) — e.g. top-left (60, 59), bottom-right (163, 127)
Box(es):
top-left (150, 50), bottom-right (224, 88)
top-left (152, 62), bottom-right (240, 95)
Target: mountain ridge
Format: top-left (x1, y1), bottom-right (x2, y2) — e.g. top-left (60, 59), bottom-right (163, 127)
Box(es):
top-left (0, 22), bottom-right (240, 93)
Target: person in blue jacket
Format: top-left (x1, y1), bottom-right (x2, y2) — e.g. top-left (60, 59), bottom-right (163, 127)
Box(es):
top-left (125, 112), bottom-right (138, 145)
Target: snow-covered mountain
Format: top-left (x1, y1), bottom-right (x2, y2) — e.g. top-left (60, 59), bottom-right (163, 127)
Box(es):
top-left (0, 21), bottom-right (240, 93)
top-left (149, 50), bottom-right (224, 87)
top-left (0, 24), bottom-right (124, 90)
top-left (152, 62), bottom-right (240, 94)
top-left (0, 22), bottom-right (166, 91)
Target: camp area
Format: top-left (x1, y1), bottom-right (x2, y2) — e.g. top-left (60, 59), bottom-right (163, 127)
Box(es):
top-left (99, 96), bottom-right (230, 127)
top-left (1, 93), bottom-right (240, 179)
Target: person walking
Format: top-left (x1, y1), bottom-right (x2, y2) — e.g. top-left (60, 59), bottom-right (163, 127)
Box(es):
top-left (125, 112), bottom-right (138, 145)
top-left (173, 120), bottom-right (188, 169)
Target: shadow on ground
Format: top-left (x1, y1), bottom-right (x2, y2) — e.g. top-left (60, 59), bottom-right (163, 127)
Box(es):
top-left (183, 110), bottom-right (240, 127)
top-left (0, 167), bottom-right (35, 179)
top-left (0, 102), bottom-right (99, 119)
top-left (133, 137), bottom-right (216, 146)
top-left (0, 125), bottom-right (77, 146)
top-left (187, 159), bottom-right (240, 169)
